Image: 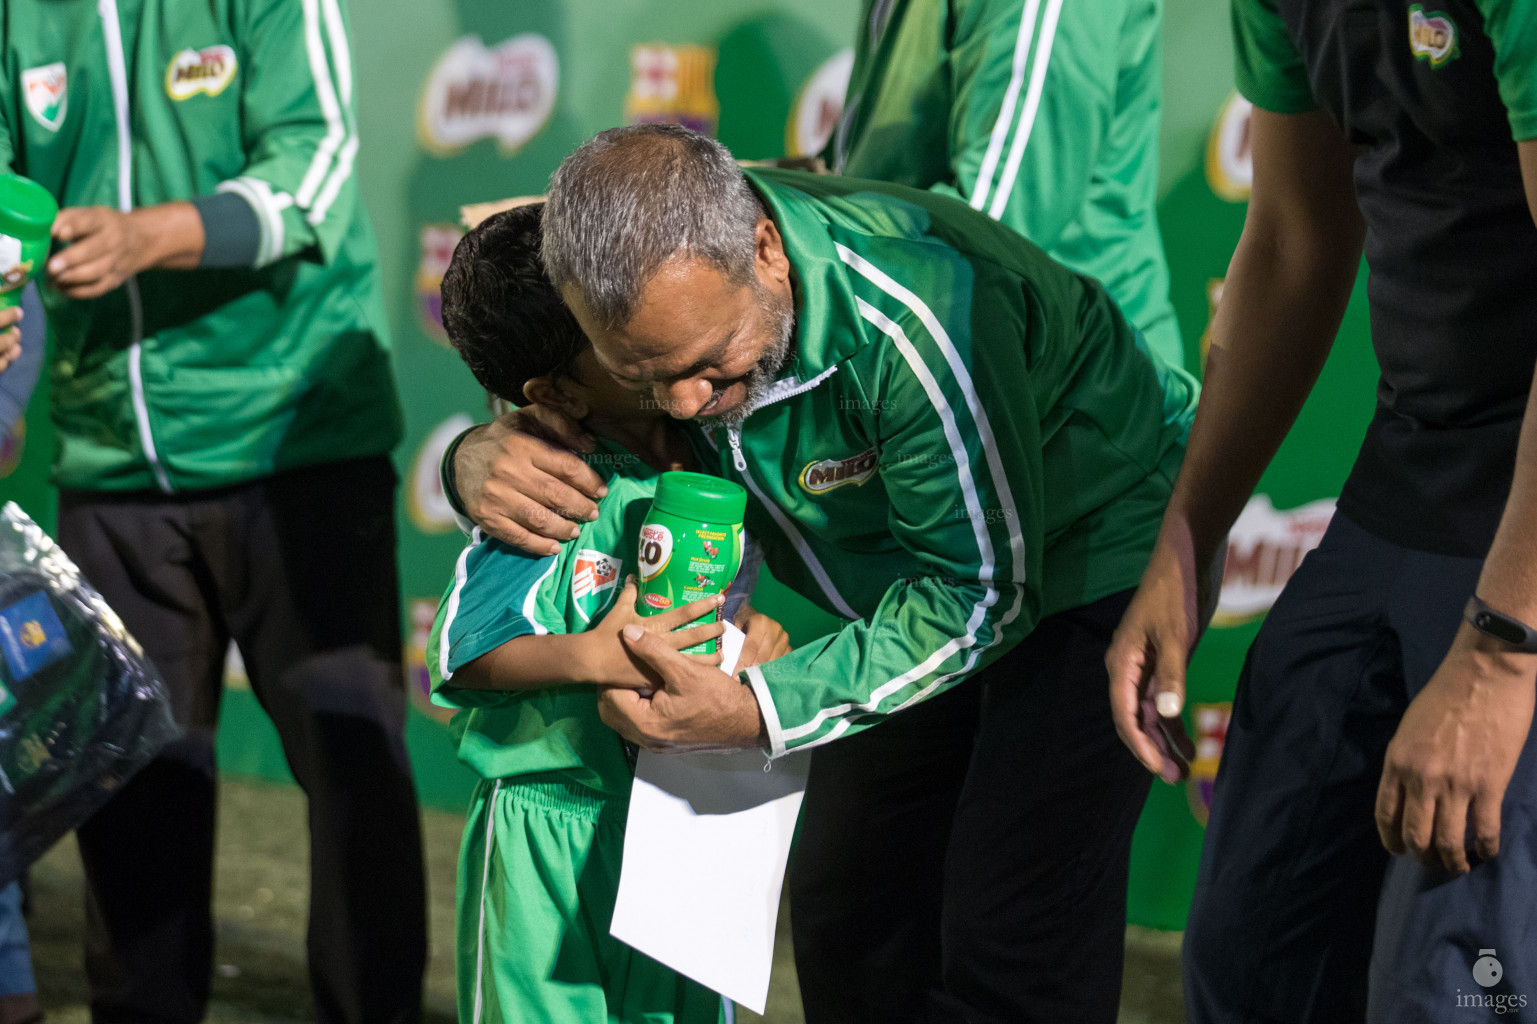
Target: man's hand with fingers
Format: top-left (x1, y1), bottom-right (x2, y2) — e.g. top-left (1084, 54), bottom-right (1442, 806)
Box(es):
top-left (733, 603), bottom-right (791, 671)
top-left (454, 406), bottom-right (606, 555)
top-left (579, 577), bottom-right (725, 691)
top-left (1375, 624), bottom-right (1536, 873)
top-left (47, 203), bottom-right (204, 300)
top-left (1106, 527), bottom-right (1205, 782)
top-left (597, 623), bottom-right (767, 753)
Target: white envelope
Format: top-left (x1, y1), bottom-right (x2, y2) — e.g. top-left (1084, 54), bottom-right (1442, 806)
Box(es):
top-left (610, 623), bottom-right (811, 1015)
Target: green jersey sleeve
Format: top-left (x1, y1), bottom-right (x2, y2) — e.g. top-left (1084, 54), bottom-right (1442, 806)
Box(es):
top-left (1232, 0), bottom-right (1316, 113)
top-left (218, 0), bottom-right (363, 267)
top-left (427, 527), bottom-right (569, 711)
top-left (1474, 0), bottom-right (1537, 140)
top-left (743, 251), bottom-right (1044, 756)
top-left (941, 0), bottom-right (1118, 250)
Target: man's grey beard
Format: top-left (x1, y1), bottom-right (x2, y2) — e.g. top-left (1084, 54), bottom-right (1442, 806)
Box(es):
top-left (697, 285), bottom-right (795, 430)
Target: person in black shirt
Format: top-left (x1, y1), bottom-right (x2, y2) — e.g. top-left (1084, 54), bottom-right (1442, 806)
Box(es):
top-left (1106, 0), bottom-right (1537, 1019)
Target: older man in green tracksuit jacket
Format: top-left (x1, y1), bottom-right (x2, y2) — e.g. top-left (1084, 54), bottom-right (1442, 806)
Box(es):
top-left (0, 2), bottom-right (425, 1021)
top-left (828, 0), bottom-right (1183, 368)
top-left (449, 125), bottom-right (1198, 1023)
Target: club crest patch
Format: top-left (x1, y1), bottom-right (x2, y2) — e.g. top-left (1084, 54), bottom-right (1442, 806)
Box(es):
top-left (21, 63), bottom-right (67, 131)
top-left (1408, 6), bottom-right (1459, 67)
top-left (572, 548), bottom-right (621, 622)
top-left (798, 449), bottom-right (878, 494)
top-left (165, 46), bottom-right (238, 100)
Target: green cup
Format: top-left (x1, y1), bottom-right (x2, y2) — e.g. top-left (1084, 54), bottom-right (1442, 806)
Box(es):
top-left (0, 174), bottom-right (59, 310)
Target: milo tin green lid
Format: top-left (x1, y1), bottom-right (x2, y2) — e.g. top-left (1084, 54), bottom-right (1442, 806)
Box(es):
top-left (652, 471), bottom-right (746, 525)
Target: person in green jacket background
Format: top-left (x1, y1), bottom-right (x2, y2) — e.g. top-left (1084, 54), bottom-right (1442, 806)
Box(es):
top-left (829, 0), bottom-right (1183, 367)
top-left (0, 2), bottom-right (426, 1021)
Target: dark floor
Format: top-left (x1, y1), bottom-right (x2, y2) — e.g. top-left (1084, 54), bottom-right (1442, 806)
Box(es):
top-left (30, 778), bottom-right (1184, 1023)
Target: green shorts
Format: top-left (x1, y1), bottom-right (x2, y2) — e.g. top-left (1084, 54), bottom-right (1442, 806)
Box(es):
top-left (456, 773), bottom-right (725, 1024)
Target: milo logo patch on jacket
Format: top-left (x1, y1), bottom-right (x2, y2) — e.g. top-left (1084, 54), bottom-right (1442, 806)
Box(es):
top-left (799, 448), bottom-right (878, 493)
top-left (166, 46), bottom-right (238, 100)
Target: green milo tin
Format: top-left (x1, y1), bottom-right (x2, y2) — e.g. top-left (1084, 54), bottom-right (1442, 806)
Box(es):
top-left (636, 472), bottom-right (746, 655)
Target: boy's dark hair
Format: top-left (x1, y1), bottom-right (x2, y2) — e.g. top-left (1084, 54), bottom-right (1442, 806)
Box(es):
top-left (440, 203), bottom-right (587, 405)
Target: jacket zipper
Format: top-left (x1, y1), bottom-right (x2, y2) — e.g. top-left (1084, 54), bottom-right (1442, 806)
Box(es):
top-left (99, 0), bottom-right (172, 493)
top-left (725, 366), bottom-right (860, 620)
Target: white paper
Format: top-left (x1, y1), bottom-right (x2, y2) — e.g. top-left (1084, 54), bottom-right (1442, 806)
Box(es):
top-left (610, 622), bottom-right (811, 1015)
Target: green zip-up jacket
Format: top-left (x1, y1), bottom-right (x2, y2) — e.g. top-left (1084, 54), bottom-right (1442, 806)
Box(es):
top-left (828, 0), bottom-right (1183, 368)
top-left (726, 169), bottom-right (1196, 755)
top-left (0, 0), bottom-right (401, 492)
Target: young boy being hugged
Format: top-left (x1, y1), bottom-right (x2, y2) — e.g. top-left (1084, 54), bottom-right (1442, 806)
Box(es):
top-left (428, 205), bottom-right (788, 1024)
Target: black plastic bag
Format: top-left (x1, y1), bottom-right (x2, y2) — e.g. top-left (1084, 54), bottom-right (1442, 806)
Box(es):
top-left (0, 501), bottom-right (180, 885)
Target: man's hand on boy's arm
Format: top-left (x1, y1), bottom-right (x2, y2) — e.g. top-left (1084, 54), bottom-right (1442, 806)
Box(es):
top-left (453, 405), bottom-right (606, 555)
top-left (580, 579), bottom-right (725, 689)
top-left (452, 579), bottom-right (724, 691)
top-left (734, 604), bottom-right (791, 670)
top-left (599, 625), bottom-right (768, 753)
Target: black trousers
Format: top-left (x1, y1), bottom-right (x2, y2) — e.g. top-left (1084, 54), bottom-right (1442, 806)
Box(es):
top-left (789, 589), bottom-right (1151, 1024)
top-left (57, 456), bottom-right (427, 1024)
top-left (1184, 512), bottom-right (1537, 1024)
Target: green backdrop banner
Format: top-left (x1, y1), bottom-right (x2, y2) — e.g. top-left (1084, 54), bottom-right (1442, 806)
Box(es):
top-left (0, 0), bottom-right (1380, 930)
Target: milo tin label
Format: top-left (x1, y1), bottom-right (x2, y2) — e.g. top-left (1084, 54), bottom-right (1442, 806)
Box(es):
top-left (636, 509), bottom-right (742, 654)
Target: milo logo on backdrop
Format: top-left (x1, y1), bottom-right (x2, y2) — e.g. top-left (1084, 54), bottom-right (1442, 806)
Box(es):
top-left (1409, 6), bottom-right (1459, 67)
top-left (406, 414), bottom-right (475, 534)
top-left (1212, 494), bottom-right (1335, 627)
top-left (418, 34), bottom-right (559, 156)
top-left (799, 449), bottom-right (879, 494)
top-left (165, 46), bottom-right (238, 100)
top-left (786, 49), bottom-right (854, 159)
top-left (1206, 92), bottom-right (1254, 203)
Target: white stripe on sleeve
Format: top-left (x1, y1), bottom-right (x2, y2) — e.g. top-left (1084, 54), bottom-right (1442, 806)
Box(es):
top-left (836, 244), bottom-right (1026, 580)
top-left (296, 0), bottom-right (346, 209)
top-left (986, 0), bottom-right (1065, 220)
top-left (969, 0), bottom-right (1043, 213)
top-left (763, 247), bottom-right (1036, 749)
top-left (437, 527), bottom-right (483, 681)
top-left (307, 0), bottom-right (358, 226)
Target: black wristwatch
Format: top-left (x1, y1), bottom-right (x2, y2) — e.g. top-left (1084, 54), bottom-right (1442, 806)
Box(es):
top-left (1463, 595), bottom-right (1537, 653)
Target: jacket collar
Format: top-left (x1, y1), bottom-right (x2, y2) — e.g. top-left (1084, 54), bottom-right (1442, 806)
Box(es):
top-left (742, 167), bottom-right (870, 384)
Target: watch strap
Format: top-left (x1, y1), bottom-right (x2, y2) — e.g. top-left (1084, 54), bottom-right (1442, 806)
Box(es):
top-left (1463, 595), bottom-right (1537, 653)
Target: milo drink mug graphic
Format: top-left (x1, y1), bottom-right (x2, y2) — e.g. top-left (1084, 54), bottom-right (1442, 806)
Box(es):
top-left (0, 174), bottom-right (58, 309)
top-left (635, 471), bottom-right (745, 655)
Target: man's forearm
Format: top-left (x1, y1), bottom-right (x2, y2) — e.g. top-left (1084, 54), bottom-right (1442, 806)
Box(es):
top-left (130, 202), bottom-right (206, 270)
top-left (1471, 142), bottom-right (1537, 625)
top-left (1162, 110), bottom-right (1365, 564)
top-left (1470, 371), bottom-right (1537, 626)
top-left (1165, 240), bottom-right (1357, 562)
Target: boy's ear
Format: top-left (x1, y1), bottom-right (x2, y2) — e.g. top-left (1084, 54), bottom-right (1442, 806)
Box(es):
top-left (523, 375), bottom-right (590, 420)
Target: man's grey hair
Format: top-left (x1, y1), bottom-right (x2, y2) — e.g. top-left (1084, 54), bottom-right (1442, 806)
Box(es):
top-left (541, 124), bottom-right (765, 329)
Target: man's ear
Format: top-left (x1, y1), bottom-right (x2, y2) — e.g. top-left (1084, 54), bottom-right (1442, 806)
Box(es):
top-left (523, 375), bottom-right (590, 420)
top-left (754, 217), bottom-right (791, 291)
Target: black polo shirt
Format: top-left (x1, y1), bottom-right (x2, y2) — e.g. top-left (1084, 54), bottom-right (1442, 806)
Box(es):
top-left (1234, 0), bottom-right (1537, 556)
